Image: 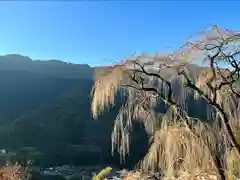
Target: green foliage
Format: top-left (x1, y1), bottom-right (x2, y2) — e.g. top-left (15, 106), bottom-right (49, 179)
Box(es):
top-left (92, 166), bottom-right (112, 180)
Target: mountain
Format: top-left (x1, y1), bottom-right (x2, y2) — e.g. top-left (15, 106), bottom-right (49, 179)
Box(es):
top-left (0, 54), bottom-right (93, 79)
top-left (0, 54), bottom-right (148, 168)
top-left (0, 54), bottom-right (94, 124)
top-left (0, 54), bottom-right (216, 169)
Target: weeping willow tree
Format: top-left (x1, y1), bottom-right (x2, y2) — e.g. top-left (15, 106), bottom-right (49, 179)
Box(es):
top-left (91, 25), bottom-right (240, 179)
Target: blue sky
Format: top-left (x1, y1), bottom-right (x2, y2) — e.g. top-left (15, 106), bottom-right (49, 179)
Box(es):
top-left (0, 1), bottom-right (239, 67)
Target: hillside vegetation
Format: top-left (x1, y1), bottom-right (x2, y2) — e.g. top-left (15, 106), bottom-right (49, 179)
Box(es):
top-left (0, 54), bottom-right (148, 168)
top-left (0, 54), bottom-right (218, 169)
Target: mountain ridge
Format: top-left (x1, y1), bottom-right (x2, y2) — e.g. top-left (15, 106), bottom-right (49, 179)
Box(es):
top-left (0, 54), bottom-right (93, 79)
top-left (0, 54), bottom-right (148, 168)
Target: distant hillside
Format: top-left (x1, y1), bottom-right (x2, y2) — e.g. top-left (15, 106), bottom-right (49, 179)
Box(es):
top-left (0, 70), bottom-right (94, 125)
top-left (0, 54), bottom-right (219, 169)
top-left (0, 54), bottom-right (148, 168)
top-left (0, 86), bottom-right (148, 167)
top-left (0, 54), bottom-right (93, 125)
top-left (0, 54), bottom-right (93, 79)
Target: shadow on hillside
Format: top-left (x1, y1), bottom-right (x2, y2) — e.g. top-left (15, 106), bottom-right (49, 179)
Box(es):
top-left (102, 119), bottom-right (149, 169)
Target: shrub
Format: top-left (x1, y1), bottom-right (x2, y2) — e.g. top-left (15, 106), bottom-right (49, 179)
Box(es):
top-left (92, 166), bottom-right (112, 180)
top-left (0, 162), bottom-right (30, 180)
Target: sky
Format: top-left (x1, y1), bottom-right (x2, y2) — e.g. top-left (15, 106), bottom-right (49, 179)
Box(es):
top-left (0, 1), bottom-right (240, 67)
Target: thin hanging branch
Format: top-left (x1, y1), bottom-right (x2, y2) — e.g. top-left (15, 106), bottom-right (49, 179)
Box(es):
top-left (91, 25), bottom-right (240, 179)
top-left (122, 60), bottom-right (227, 180)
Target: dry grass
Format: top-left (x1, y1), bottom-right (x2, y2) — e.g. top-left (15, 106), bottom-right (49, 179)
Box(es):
top-left (122, 121), bottom-right (240, 180)
top-left (0, 163), bottom-right (30, 180)
top-left (139, 120), bottom-right (218, 178)
top-left (225, 148), bottom-right (240, 179)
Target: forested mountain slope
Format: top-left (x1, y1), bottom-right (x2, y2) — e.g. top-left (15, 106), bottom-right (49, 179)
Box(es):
top-left (0, 54), bottom-right (148, 168)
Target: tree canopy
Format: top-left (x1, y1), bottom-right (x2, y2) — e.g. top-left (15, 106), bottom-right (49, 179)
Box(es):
top-left (91, 25), bottom-right (240, 179)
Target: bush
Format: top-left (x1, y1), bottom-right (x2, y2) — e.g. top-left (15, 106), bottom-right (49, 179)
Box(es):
top-left (92, 166), bottom-right (112, 180)
top-left (0, 162), bottom-right (30, 180)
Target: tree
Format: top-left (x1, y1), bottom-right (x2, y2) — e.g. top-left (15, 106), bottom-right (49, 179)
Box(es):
top-left (91, 25), bottom-right (240, 179)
